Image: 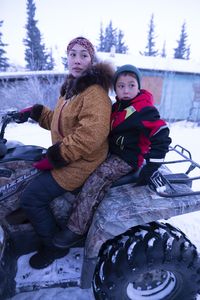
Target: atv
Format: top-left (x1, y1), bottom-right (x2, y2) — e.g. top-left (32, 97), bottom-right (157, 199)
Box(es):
top-left (0, 111), bottom-right (200, 300)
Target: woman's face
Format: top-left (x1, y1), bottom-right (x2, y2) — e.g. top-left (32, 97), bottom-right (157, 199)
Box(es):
top-left (67, 44), bottom-right (92, 78)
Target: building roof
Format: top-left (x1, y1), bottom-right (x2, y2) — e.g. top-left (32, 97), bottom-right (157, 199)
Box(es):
top-left (0, 52), bottom-right (200, 79)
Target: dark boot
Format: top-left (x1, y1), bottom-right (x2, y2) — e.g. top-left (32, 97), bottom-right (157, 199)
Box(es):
top-left (29, 244), bottom-right (69, 269)
top-left (53, 227), bottom-right (84, 249)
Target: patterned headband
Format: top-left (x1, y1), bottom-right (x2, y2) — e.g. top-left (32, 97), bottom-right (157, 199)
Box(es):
top-left (67, 37), bottom-right (95, 61)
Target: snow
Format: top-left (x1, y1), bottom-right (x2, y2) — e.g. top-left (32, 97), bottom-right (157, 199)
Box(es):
top-left (3, 121), bottom-right (200, 300)
top-left (0, 70), bottom-right (68, 79)
top-left (1, 52), bottom-right (200, 77)
top-left (97, 52), bottom-right (200, 74)
top-left (11, 285), bottom-right (94, 300)
top-left (13, 249), bottom-right (96, 300)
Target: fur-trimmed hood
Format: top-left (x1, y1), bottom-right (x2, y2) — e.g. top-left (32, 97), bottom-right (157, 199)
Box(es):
top-left (60, 62), bottom-right (114, 99)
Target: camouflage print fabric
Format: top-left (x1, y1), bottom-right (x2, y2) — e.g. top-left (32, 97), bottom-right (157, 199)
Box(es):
top-left (67, 154), bottom-right (133, 235)
top-left (0, 161), bottom-right (39, 222)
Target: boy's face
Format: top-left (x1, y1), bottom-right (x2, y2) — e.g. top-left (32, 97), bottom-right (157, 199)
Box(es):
top-left (115, 74), bottom-right (139, 101)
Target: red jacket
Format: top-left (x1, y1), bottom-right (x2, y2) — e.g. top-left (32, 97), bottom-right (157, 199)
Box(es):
top-left (109, 89), bottom-right (171, 169)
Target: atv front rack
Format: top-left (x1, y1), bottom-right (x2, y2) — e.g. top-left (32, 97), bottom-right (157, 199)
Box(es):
top-left (148, 144), bottom-right (200, 198)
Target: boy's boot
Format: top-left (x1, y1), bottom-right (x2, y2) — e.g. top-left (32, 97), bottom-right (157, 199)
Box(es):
top-left (29, 238), bottom-right (69, 269)
top-left (53, 227), bottom-right (84, 249)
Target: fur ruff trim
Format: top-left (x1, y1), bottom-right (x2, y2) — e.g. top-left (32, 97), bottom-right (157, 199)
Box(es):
top-left (60, 62), bottom-right (115, 98)
top-left (74, 62), bottom-right (114, 93)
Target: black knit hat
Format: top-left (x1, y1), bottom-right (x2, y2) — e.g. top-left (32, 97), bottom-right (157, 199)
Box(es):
top-left (113, 64), bottom-right (142, 90)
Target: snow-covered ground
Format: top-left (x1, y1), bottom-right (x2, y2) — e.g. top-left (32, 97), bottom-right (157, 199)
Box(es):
top-left (3, 120), bottom-right (200, 300)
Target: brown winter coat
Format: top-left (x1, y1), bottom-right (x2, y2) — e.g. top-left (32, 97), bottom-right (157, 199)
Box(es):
top-left (35, 63), bottom-right (113, 190)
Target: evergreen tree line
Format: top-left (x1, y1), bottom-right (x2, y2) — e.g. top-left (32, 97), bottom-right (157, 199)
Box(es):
top-left (0, 0), bottom-right (191, 72)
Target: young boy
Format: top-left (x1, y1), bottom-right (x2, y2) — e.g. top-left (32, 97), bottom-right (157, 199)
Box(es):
top-left (53, 64), bottom-right (172, 248)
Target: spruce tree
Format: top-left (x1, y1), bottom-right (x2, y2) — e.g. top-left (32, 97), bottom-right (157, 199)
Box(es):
top-left (98, 23), bottom-right (105, 52)
top-left (104, 21), bottom-right (117, 52)
top-left (116, 30), bottom-right (128, 54)
top-left (97, 21), bottom-right (128, 54)
top-left (0, 20), bottom-right (9, 71)
top-left (23, 0), bottom-right (54, 70)
top-left (140, 14), bottom-right (158, 56)
top-left (161, 41), bottom-right (167, 58)
top-left (174, 21), bottom-right (190, 60)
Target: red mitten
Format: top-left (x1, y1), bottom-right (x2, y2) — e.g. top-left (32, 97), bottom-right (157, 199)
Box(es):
top-left (13, 107), bottom-right (33, 123)
top-left (33, 157), bottom-right (53, 170)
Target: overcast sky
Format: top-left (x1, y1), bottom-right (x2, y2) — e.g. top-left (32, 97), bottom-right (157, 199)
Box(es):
top-left (1, 0), bottom-right (200, 67)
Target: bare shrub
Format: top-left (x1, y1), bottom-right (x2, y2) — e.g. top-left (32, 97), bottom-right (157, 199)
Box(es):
top-left (0, 75), bottom-right (65, 111)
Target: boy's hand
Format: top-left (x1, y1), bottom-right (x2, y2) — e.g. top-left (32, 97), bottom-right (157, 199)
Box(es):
top-left (137, 162), bottom-right (161, 186)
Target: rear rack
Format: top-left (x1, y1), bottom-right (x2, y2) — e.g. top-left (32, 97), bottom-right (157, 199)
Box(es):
top-left (148, 144), bottom-right (200, 198)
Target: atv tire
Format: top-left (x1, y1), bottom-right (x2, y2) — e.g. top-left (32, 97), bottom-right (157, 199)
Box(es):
top-left (93, 222), bottom-right (200, 300)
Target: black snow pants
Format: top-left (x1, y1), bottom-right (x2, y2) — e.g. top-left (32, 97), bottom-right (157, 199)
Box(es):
top-left (20, 171), bottom-right (68, 244)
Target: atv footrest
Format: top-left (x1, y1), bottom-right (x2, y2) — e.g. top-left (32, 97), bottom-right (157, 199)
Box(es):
top-left (164, 173), bottom-right (191, 184)
top-left (149, 171), bottom-right (200, 198)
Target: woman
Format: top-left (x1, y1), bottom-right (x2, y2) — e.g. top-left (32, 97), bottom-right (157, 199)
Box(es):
top-left (17, 37), bottom-right (114, 269)
top-left (53, 64), bottom-right (171, 249)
